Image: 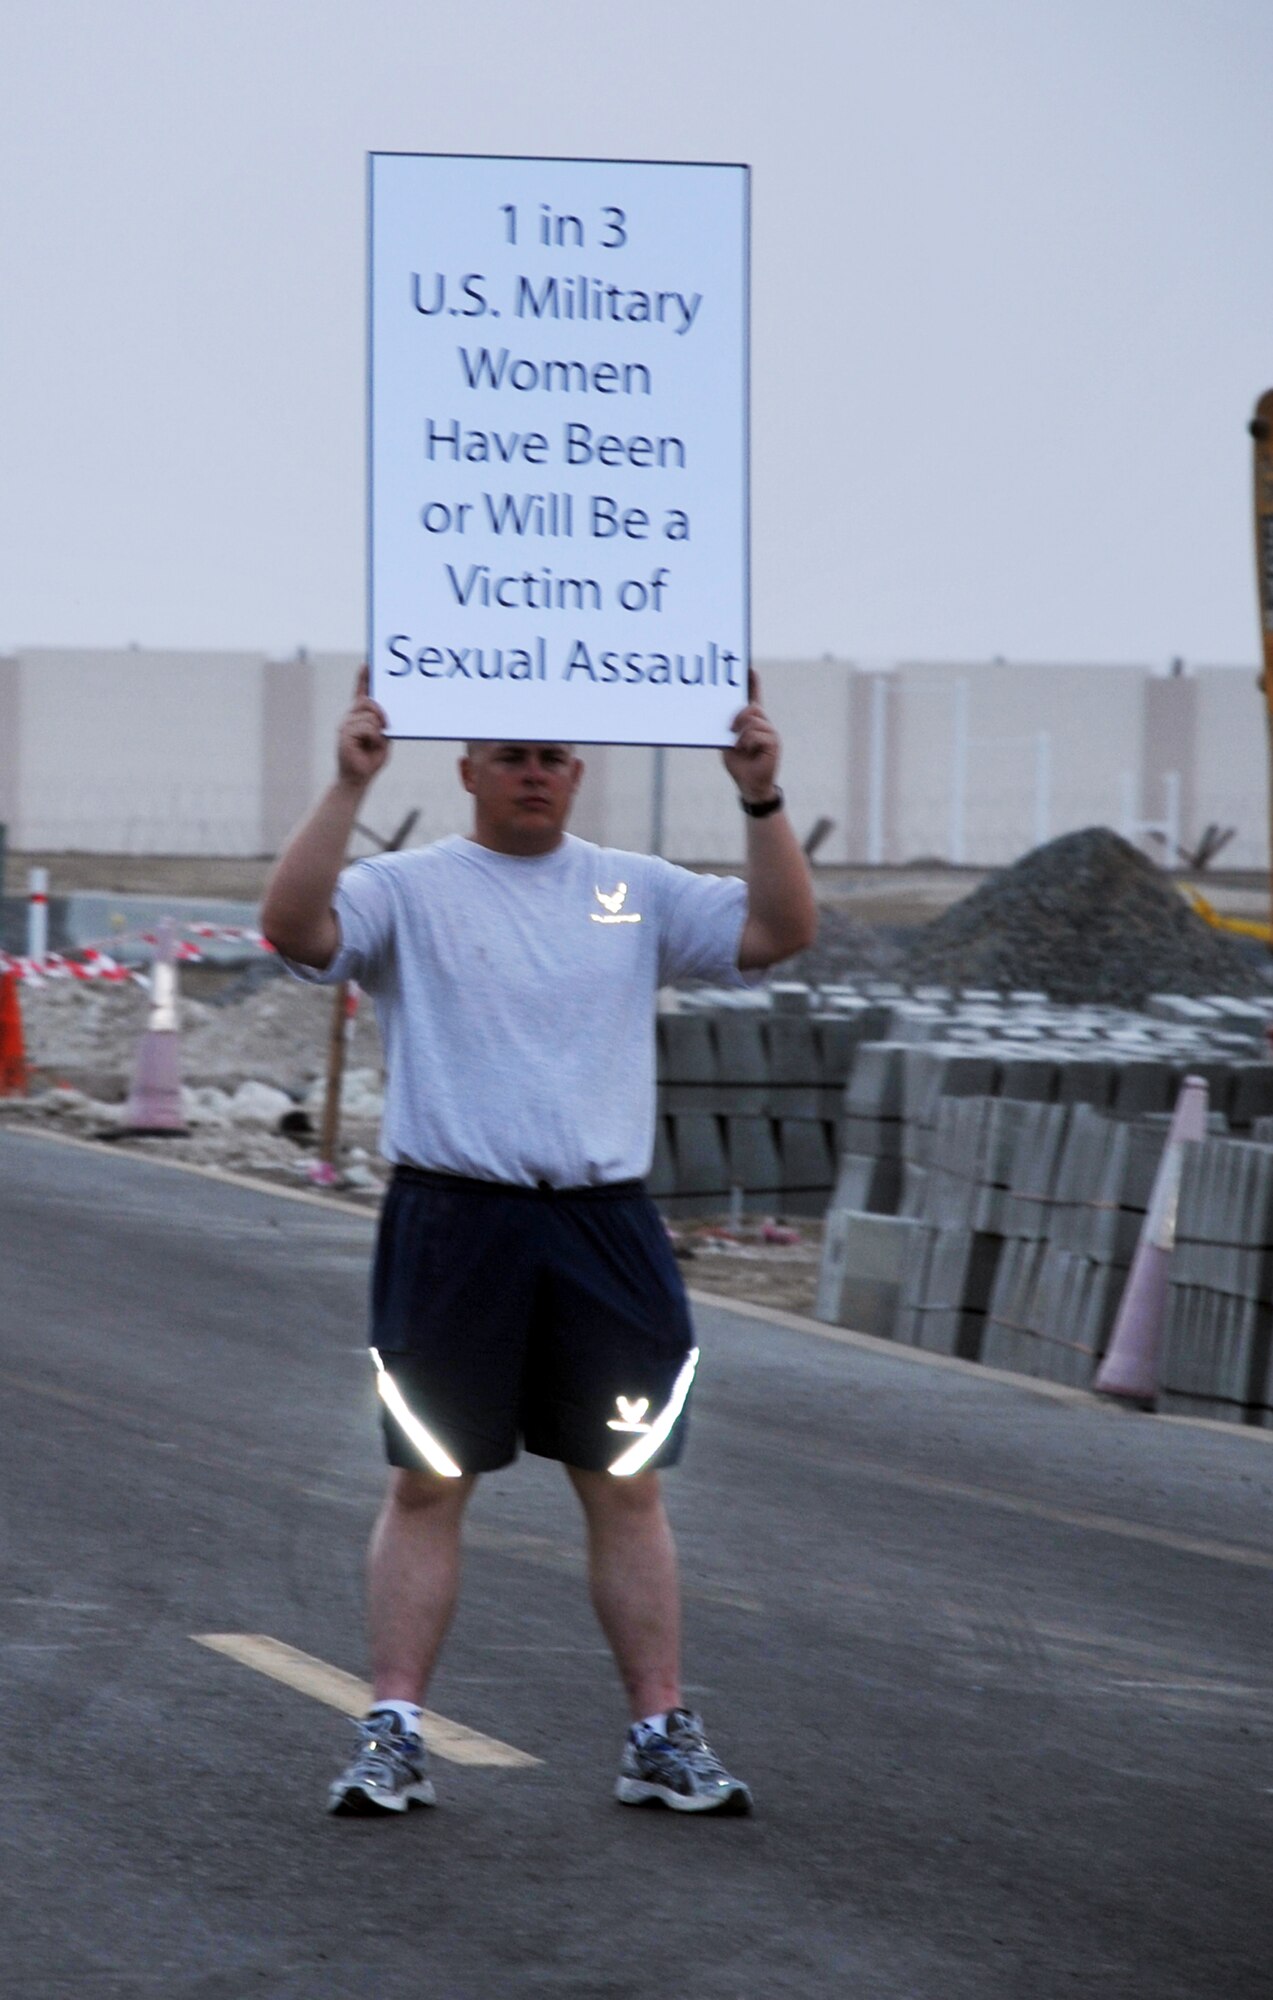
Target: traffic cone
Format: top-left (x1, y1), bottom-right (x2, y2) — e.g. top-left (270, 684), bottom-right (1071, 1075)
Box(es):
top-left (1094, 1074), bottom-right (1209, 1408)
top-left (0, 971), bottom-right (28, 1096)
top-left (120, 920), bottom-right (188, 1134)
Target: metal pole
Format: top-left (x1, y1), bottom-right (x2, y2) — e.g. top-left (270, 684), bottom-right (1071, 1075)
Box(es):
top-left (26, 867), bottom-right (48, 965)
top-left (1163, 769), bottom-right (1182, 865)
top-left (867, 674), bottom-right (887, 865)
top-left (949, 679), bottom-right (969, 866)
top-left (1034, 731), bottom-right (1051, 850)
top-left (1247, 393), bottom-right (1273, 950)
top-left (650, 745), bottom-right (667, 858)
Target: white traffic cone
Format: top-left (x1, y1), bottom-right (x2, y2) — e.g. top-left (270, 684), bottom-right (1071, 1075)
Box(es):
top-left (120, 918), bottom-right (188, 1133)
top-left (1093, 1074), bottom-right (1209, 1407)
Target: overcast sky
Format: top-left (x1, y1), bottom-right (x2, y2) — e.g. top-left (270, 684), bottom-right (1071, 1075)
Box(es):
top-left (2, 0), bottom-right (1269, 667)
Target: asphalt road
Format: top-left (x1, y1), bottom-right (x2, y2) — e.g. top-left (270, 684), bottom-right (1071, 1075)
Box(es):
top-left (2, 1127), bottom-right (1271, 2000)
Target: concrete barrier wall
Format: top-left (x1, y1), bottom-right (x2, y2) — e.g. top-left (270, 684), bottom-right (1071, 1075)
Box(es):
top-left (14, 647), bottom-right (267, 854)
top-left (1, 646), bottom-right (1264, 866)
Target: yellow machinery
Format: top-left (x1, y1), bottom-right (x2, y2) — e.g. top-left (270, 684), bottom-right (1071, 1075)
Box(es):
top-left (1183, 885), bottom-right (1272, 948)
top-left (1189, 394), bottom-right (1273, 952)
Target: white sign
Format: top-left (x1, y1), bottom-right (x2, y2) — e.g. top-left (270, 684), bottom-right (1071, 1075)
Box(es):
top-left (368, 154), bottom-right (749, 745)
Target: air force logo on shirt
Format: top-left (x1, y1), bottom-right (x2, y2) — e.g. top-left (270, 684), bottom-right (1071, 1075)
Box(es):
top-left (591, 882), bottom-right (642, 925)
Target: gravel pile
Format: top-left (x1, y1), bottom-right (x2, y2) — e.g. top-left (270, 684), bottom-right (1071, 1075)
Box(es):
top-left (903, 827), bottom-right (1263, 1005)
top-left (774, 903), bottom-right (907, 986)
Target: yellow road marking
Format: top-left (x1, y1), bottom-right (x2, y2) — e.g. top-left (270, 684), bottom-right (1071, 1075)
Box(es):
top-left (192, 1633), bottom-right (540, 1768)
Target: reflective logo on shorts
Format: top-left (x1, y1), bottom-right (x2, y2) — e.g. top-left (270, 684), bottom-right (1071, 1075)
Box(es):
top-left (607, 1395), bottom-right (652, 1435)
top-left (607, 1349), bottom-right (699, 1477)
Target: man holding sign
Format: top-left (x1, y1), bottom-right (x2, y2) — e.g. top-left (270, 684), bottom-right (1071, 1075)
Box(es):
top-left (261, 669), bottom-right (815, 1816)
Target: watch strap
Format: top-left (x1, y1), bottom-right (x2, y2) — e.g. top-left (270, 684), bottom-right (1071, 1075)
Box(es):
top-left (739, 787), bottom-right (784, 819)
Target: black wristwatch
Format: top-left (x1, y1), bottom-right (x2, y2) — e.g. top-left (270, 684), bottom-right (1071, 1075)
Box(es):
top-left (739, 786), bottom-right (784, 818)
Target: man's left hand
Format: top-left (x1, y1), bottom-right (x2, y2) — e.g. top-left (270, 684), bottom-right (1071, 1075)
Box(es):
top-left (723, 669), bottom-right (781, 804)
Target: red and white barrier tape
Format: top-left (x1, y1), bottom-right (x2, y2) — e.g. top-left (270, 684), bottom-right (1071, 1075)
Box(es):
top-left (1, 923), bottom-right (276, 986)
top-left (0, 948), bottom-right (140, 986)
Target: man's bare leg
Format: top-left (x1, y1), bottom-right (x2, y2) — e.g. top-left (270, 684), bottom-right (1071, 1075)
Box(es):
top-left (567, 1466), bottom-right (681, 1719)
top-left (367, 1467), bottom-right (477, 1703)
top-left (569, 1464), bottom-right (752, 1812)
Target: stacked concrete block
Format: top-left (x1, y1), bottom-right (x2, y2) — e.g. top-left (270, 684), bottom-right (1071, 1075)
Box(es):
top-left (647, 1115), bottom-right (676, 1199)
top-left (803, 980), bottom-right (1273, 1408)
top-left (906, 1227), bottom-right (1002, 1361)
top-left (1111, 1059), bottom-right (1177, 1118)
top-left (657, 1013), bottom-right (725, 1213)
top-left (893, 1096), bottom-right (1009, 1360)
top-left (1200, 997), bottom-right (1268, 1046)
top-left (998, 1102), bottom-right (1071, 1241)
top-left (657, 1003), bottom-right (867, 1212)
top-left (712, 1009), bottom-right (793, 1205)
top-left (1230, 1065), bottom-right (1273, 1132)
top-left (899, 1046), bottom-right (1000, 1170)
top-left (763, 1011), bottom-right (836, 1213)
top-left (816, 1210), bottom-right (923, 1335)
top-left (1048, 1112), bottom-right (1166, 1262)
top-left (979, 1104), bottom-right (1150, 1386)
top-left (1161, 1138), bottom-right (1273, 1425)
top-left (836, 1041), bottom-right (907, 1216)
top-left (1054, 1056), bottom-right (1118, 1107)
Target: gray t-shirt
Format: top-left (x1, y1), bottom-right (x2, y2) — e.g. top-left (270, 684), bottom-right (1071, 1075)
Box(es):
top-left (292, 833), bottom-right (751, 1186)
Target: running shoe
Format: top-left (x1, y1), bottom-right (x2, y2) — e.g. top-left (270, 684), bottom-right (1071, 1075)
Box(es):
top-left (327, 1708), bottom-right (436, 1815)
top-left (615, 1708), bottom-right (753, 1814)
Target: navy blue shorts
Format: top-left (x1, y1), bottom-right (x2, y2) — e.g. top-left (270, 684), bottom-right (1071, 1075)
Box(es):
top-left (369, 1167), bottom-right (697, 1476)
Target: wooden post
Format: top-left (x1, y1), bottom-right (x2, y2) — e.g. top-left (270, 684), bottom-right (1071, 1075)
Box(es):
top-left (314, 981), bottom-right (352, 1182)
top-left (1251, 389), bottom-right (1273, 949)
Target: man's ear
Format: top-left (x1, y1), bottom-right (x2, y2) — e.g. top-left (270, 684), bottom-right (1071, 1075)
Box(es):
top-left (459, 753), bottom-right (475, 796)
top-left (571, 756), bottom-right (585, 792)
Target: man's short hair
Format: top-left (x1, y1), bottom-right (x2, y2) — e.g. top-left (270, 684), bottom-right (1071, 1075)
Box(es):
top-left (464, 740), bottom-right (576, 757)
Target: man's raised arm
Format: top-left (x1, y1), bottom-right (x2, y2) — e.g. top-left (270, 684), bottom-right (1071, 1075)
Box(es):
top-left (723, 672), bottom-right (819, 971)
top-left (260, 666), bottom-right (390, 969)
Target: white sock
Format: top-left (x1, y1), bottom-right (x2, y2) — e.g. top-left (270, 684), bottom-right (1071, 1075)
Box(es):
top-left (638, 1710), bottom-right (670, 1736)
top-left (370, 1699), bottom-right (424, 1736)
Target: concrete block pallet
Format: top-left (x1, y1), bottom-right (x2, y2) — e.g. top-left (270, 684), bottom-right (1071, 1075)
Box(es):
top-left (657, 986), bottom-right (1273, 1418)
top-left (655, 993), bottom-right (872, 1214)
top-left (1161, 1137), bottom-right (1273, 1425)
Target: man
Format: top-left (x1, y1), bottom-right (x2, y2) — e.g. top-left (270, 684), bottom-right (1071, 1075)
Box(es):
top-left (260, 668), bottom-right (816, 1817)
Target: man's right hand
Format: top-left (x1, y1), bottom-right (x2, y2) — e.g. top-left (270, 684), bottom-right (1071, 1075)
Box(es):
top-left (262, 666), bottom-right (389, 967)
top-left (338, 665), bottom-right (391, 789)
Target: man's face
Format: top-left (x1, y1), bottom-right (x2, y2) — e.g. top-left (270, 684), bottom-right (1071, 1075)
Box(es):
top-left (460, 741), bottom-right (584, 854)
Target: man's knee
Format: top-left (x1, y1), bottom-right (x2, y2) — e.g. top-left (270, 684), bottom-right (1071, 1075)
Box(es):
top-left (569, 1465), bottom-right (666, 1521)
top-left (384, 1467), bottom-right (476, 1516)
